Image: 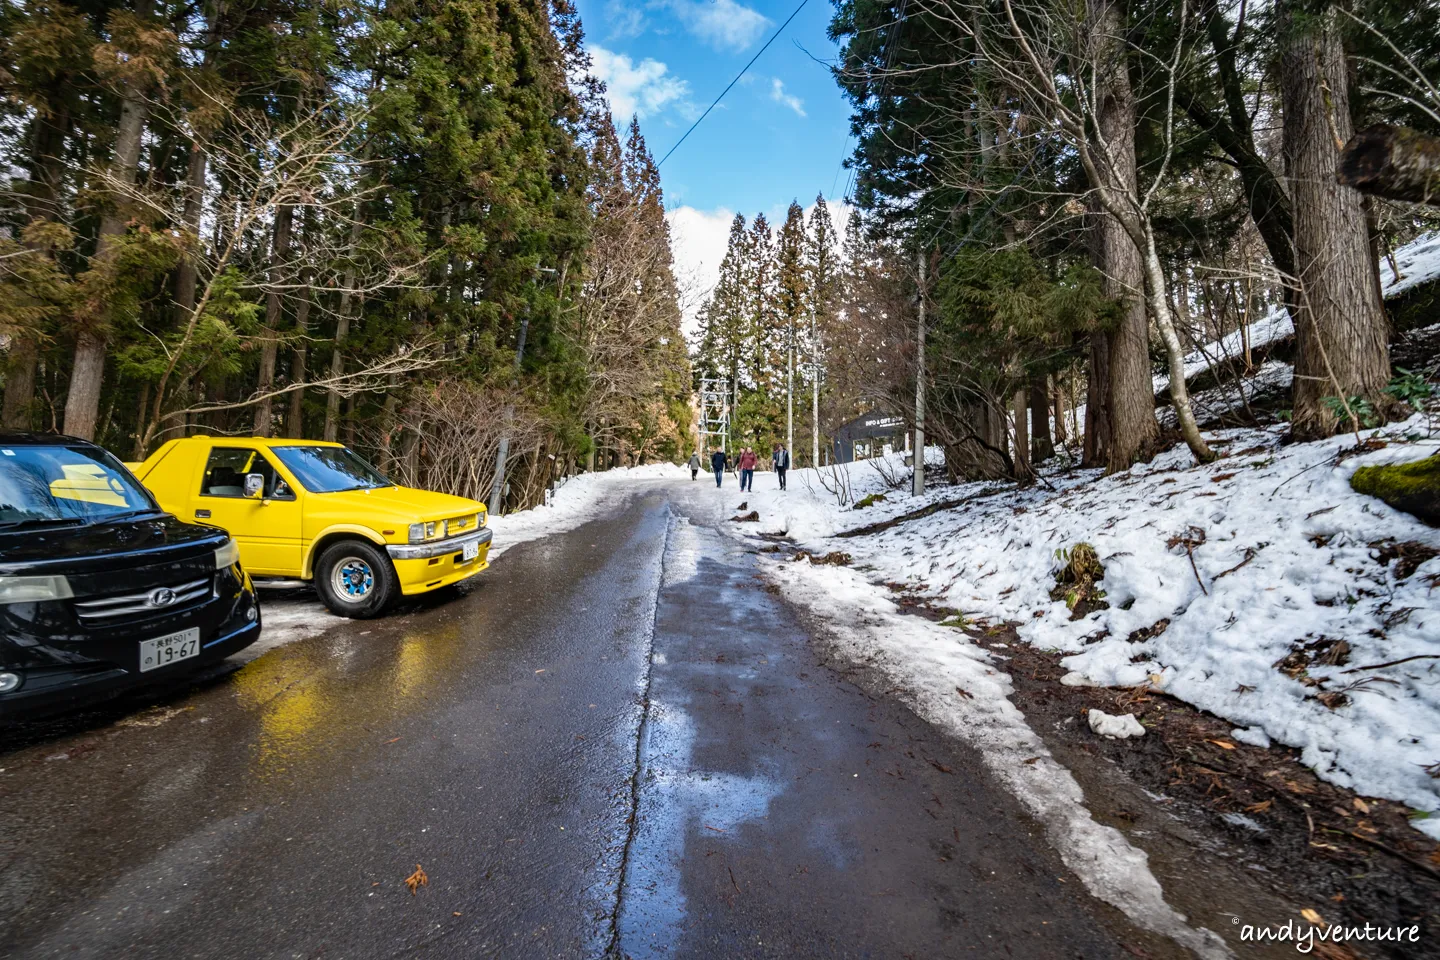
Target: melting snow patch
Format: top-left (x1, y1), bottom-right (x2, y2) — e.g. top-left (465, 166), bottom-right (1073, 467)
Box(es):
top-left (1088, 710), bottom-right (1146, 739)
top-left (1220, 812), bottom-right (1266, 834)
top-left (1230, 727), bottom-right (1272, 749)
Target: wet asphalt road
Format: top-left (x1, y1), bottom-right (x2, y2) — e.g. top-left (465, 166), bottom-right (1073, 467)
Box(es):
top-left (1, 480), bottom-right (1138, 959)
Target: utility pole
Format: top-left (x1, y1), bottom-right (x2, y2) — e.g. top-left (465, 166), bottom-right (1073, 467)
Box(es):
top-left (786, 309), bottom-right (795, 457)
top-left (912, 251), bottom-right (926, 497)
top-left (810, 299), bottom-right (819, 469)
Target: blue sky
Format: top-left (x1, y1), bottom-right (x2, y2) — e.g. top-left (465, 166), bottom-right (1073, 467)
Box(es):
top-left (574, 0), bottom-right (855, 323)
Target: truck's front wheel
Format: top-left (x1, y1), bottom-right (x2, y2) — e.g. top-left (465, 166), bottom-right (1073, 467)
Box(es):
top-left (315, 540), bottom-right (398, 618)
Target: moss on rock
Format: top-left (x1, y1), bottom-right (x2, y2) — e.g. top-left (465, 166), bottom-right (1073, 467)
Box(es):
top-left (1350, 453), bottom-right (1440, 526)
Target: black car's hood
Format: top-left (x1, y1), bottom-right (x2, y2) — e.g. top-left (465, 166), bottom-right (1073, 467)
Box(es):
top-left (0, 513), bottom-right (225, 576)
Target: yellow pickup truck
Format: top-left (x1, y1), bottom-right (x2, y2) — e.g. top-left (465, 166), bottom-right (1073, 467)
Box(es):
top-left (129, 437), bottom-right (491, 618)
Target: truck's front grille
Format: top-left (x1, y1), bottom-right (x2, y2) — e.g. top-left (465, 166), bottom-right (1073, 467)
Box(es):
top-left (73, 577), bottom-right (214, 624)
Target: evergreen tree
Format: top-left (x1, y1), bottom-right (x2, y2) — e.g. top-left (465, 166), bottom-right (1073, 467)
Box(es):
top-left (776, 201), bottom-right (809, 451)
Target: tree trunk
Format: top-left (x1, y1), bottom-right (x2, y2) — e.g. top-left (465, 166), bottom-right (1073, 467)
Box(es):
top-left (4, 104), bottom-right (69, 428)
top-left (1053, 374), bottom-right (1068, 447)
top-left (324, 222), bottom-right (363, 442)
top-left (343, 395), bottom-right (355, 447)
top-left (286, 288), bottom-right (312, 438)
top-left (170, 0), bottom-right (223, 338)
top-left (64, 0), bottom-right (155, 441)
top-left (253, 204), bottom-right (294, 436)
top-left (1141, 229), bottom-right (1218, 462)
top-left (1013, 388), bottom-right (1031, 481)
top-left (1089, 0), bottom-right (1161, 472)
top-left (1029, 379), bottom-right (1053, 462)
top-left (172, 143), bottom-right (208, 327)
top-left (2, 341), bottom-right (39, 431)
top-left (1083, 331), bottom-right (1112, 467)
top-left (1280, 1), bottom-right (1395, 440)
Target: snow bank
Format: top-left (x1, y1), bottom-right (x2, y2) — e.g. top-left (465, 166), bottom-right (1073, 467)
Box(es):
top-left (1381, 231), bottom-right (1440, 299)
top-left (1154, 306), bottom-right (1294, 394)
top-left (732, 427), bottom-right (1440, 836)
top-left (489, 461), bottom-right (686, 557)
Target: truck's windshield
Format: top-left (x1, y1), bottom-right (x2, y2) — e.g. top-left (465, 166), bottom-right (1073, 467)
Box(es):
top-left (0, 445), bottom-right (156, 528)
top-left (270, 445), bottom-right (393, 494)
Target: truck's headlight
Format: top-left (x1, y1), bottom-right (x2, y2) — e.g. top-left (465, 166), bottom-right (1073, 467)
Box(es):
top-left (0, 575), bottom-right (74, 604)
top-left (214, 539), bottom-right (240, 570)
top-left (425, 521), bottom-right (438, 539)
top-left (408, 522), bottom-right (426, 544)
top-left (479, 510), bottom-right (487, 529)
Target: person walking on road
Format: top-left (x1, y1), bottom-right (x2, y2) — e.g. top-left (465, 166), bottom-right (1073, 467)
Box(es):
top-left (738, 447), bottom-right (758, 492)
top-left (710, 448), bottom-right (727, 488)
top-left (689, 451), bottom-right (701, 481)
top-left (773, 444), bottom-right (790, 490)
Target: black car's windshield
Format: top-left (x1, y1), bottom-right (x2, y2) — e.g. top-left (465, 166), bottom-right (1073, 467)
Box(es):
top-left (0, 444), bottom-right (155, 527)
top-left (270, 445), bottom-right (392, 493)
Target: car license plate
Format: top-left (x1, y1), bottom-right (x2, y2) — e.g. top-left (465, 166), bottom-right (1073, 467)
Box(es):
top-left (139, 628), bottom-right (201, 673)
top-left (462, 541), bottom-right (480, 562)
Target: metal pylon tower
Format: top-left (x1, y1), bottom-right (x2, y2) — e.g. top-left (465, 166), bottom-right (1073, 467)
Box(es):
top-left (698, 377), bottom-right (730, 454)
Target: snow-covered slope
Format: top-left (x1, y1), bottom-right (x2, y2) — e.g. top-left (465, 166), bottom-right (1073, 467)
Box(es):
top-left (1381, 231), bottom-right (1440, 299)
top-left (730, 426), bottom-right (1440, 837)
top-left (1152, 231), bottom-right (1440, 397)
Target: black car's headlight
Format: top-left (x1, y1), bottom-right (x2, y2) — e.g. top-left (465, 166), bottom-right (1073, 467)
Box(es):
top-left (214, 539), bottom-right (241, 569)
top-left (0, 574), bottom-right (74, 604)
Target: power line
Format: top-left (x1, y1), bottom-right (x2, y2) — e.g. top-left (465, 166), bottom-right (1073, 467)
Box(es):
top-left (656, 0), bottom-right (813, 169)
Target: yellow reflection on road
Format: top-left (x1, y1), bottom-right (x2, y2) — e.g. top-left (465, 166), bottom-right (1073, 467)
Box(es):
top-left (231, 624), bottom-right (466, 784)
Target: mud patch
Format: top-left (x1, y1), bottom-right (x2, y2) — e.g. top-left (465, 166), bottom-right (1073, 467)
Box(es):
top-left (986, 624), bottom-right (1440, 959)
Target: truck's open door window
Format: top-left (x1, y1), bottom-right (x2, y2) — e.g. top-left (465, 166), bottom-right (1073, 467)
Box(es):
top-left (200, 448), bottom-right (294, 500)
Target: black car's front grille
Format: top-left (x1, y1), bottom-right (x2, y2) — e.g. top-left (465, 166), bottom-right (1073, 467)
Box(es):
top-left (72, 576), bottom-right (214, 624)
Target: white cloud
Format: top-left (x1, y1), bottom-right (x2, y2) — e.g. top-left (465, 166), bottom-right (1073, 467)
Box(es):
top-left (590, 45), bottom-right (693, 121)
top-left (666, 205), bottom-right (736, 338)
top-left (605, 0), bottom-right (647, 39)
top-left (769, 78), bottom-right (806, 117)
top-left (669, 0), bottom-right (770, 52)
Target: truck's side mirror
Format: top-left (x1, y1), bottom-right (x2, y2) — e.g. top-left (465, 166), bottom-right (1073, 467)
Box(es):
top-left (244, 473), bottom-right (265, 499)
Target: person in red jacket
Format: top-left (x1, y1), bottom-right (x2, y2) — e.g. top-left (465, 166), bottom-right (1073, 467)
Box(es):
top-left (737, 447), bottom-right (758, 492)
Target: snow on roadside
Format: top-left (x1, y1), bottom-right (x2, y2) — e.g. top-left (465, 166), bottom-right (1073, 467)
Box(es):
top-left (248, 462), bottom-right (688, 656)
top-left (729, 423), bottom-right (1440, 838)
top-left (767, 557), bottom-right (1230, 958)
top-left (488, 462), bottom-right (686, 558)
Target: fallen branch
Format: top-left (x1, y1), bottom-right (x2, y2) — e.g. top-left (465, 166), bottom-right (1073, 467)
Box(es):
top-left (1341, 654), bottom-right (1440, 674)
top-left (835, 485), bottom-right (1009, 538)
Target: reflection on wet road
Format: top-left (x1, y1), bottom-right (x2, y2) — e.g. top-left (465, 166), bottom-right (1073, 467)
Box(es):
top-left (2, 496), bottom-right (670, 959)
top-left (615, 510), bottom-right (1123, 959)
top-left (2, 480), bottom-right (1149, 959)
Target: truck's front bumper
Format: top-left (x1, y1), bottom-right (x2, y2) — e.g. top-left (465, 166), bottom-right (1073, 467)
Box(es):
top-left (387, 528), bottom-right (493, 595)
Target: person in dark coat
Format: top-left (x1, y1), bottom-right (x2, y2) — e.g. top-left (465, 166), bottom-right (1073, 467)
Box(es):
top-left (773, 444), bottom-right (790, 490)
top-left (710, 449), bottom-right (727, 487)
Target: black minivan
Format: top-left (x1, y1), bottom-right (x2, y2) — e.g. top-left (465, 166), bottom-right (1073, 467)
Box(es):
top-left (0, 433), bottom-right (260, 717)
